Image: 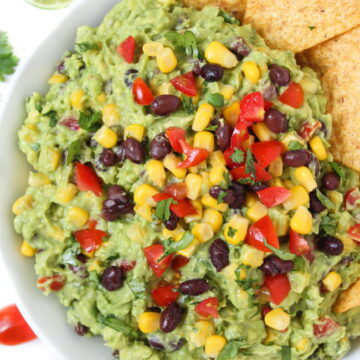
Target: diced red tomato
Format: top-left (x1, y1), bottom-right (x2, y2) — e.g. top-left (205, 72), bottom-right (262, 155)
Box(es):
top-left (37, 275), bottom-right (66, 292)
top-left (120, 260), bottom-right (136, 272)
top-left (223, 147), bottom-right (246, 168)
top-left (256, 187), bottom-right (291, 208)
top-left (231, 123), bottom-right (249, 149)
top-left (170, 72), bottom-right (197, 97)
top-left (132, 78), bottom-right (154, 105)
top-left (166, 127), bottom-right (186, 153)
top-left (170, 199), bottom-right (197, 218)
top-left (171, 255), bottom-right (190, 271)
top-left (239, 92), bottom-right (265, 122)
top-left (74, 228), bottom-right (107, 253)
top-left (251, 140), bottom-right (283, 168)
top-left (195, 297), bottom-right (219, 319)
top-left (116, 36), bottom-right (136, 64)
top-left (264, 100), bottom-right (273, 110)
top-left (153, 193), bottom-right (173, 202)
top-left (279, 82), bottom-right (304, 109)
top-left (298, 121), bottom-right (321, 140)
top-left (177, 139), bottom-right (209, 168)
top-left (344, 188), bottom-right (360, 211)
top-left (289, 230), bottom-right (311, 255)
top-left (143, 244), bottom-right (173, 278)
top-left (246, 215), bottom-right (279, 252)
top-left (264, 274), bottom-right (291, 305)
top-left (0, 304), bottom-right (37, 346)
top-left (74, 162), bottom-right (103, 196)
top-left (165, 182), bottom-right (187, 201)
top-left (230, 163), bottom-right (272, 183)
top-left (314, 317), bottom-right (339, 338)
top-left (347, 224), bottom-right (360, 243)
top-left (151, 285), bottom-right (179, 307)
top-left (88, 219), bottom-right (98, 229)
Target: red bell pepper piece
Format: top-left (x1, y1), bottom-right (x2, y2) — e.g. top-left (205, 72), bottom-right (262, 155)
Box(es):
top-left (37, 274), bottom-right (66, 292)
top-left (116, 36), bottom-right (136, 64)
top-left (165, 182), bottom-right (187, 201)
top-left (298, 121), bottom-right (321, 140)
top-left (279, 82), bottom-right (304, 108)
top-left (170, 72), bottom-right (197, 97)
top-left (245, 215), bottom-right (279, 252)
top-left (264, 274), bottom-right (291, 305)
top-left (0, 304), bottom-right (37, 346)
top-left (256, 186), bottom-right (291, 208)
top-left (74, 228), bottom-right (107, 253)
top-left (132, 78), bottom-right (154, 105)
top-left (264, 100), bottom-right (273, 110)
top-left (143, 244), bottom-right (173, 278)
top-left (230, 163), bottom-right (272, 183)
top-left (224, 147), bottom-right (245, 168)
top-left (251, 140), bottom-right (283, 168)
top-left (195, 297), bottom-right (219, 319)
top-left (177, 139), bottom-right (209, 168)
top-left (347, 224), bottom-right (360, 243)
top-left (171, 255), bottom-right (190, 271)
top-left (289, 230), bottom-right (311, 256)
top-left (231, 119), bottom-right (250, 148)
top-left (74, 162), bottom-right (103, 196)
top-left (151, 285), bottom-right (179, 307)
top-left (170, 199), bottom-right (197, 218)
top-left (239, 92), bottom-right (265, 122)
top-left (344, 188), bottom-right (360, 211)
top-left (152, 193), bottom-right (173, 202)
top-left (313, 317), bottom-right (339, 338)
top-left (166, 127), bottom-right (186, 153)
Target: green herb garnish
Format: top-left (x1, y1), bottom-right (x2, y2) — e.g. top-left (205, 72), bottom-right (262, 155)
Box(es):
top-left (155, 198), bottom-right (177, 221)
top-left (0, 32), bottom-right (19, 82)
top-left (126, 279), bottom-right (146, 299)
top-left (66, 138), bottom-right (84, 165)
top-left (231, 148), bottom-right (245, 163)
top-left (288, 141), bottom-right (304, 151)
top-left (218, 339), bottom-right (247, 360)
top-left (62, 242), bottom-right (80, 266)
top-left (245, 149), bottom-right (255, 177)
top-left (165, 30), bottom-right (200, 58)
top-left (75, 42), bottom-right (99, 53)
top-left (78, 110), bottom-right (102, 132)
top-left (205, 124), bottom-right (219, 132)
top-left (330, 162), bottom-right (345, 179)
top-left (99, 315), bottom-right (142, 340)
top-left (316, 189), bottom-right (335, 210)
top-left (160, 232), bottom-right (194, 260)
top-left (44, 110), bottom-right (59, 127)
top-left (281, 346), bottom-right (292, 360)
top-left (263, 237), bottom-right (296, 261)
top-left (227, 226), bottom-right (238, 238)
top-left (218, 190), bottom-right (227, 204)
top-left (207, 93), bottom-right (224, 108)
top-left (181, 95), bottom-right (196, 114)
top-left (218, 9), bottom-right (240, 25)
top-left (320, 215), bottom-right (338, 235)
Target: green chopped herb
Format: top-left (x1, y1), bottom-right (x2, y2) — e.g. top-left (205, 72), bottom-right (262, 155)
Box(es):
top-left (155, 198), bottom-right (177, 221)
top-left (62, 242), bottom-right (81, 266)
top-left (181, 95), bottom-right (196, 114)
top-left (245, 149), bottom-right (255, 177)
top-left (165, 30), bottom-right (200, 58)
top-left (330, 162), bottom-right (345, 179)
top-left (44, 110), bottom-right (59, 127)
top-left (78, 110), bottom-right (102, 132)
top-left (281, 346), bottom-right (292, 360)
top-left (160, 232), bottom-right (194, 260)
top-left (218, 339), bottom-right (247, 360)
top-left (207, 93), bottom-right (225, 108)
top-left (218, 190), bottom-right (227, 204)
top-left (202, 81), bottom-right (209, 96)
top-left (316, 189), bottom-right (335, 210)
top-left (218, 9), bottom-right (240, 25)
top-left (35, 102), bottom-right (43, 113)
top-left (263, 237), bottom-right (296, 261)
top-left (236, 278), bottom-right (256, 291)
top-left (66, 138), bottom-right (84, 165)
top-left (126, 279), bottom-right (146, 299)
top-left (0, 32), bottom-right (19, 82)
top-left (31, 143), bottom-right (40, 152)
top-left (237, 177), bottom-right (262, 186)
top-left (231, 148), bottom-right (245, 163)
top-left (320, 215), bottom-right (338, 235)
top-left (99, 315), bottom-right (142, 340)
top-left (205, 124), bottom-right (219, 132)
top-left (227, 226), bottom-right (238, 238)
top-left (309, 26), bottom-right (316, 30)
top-left (293, 256), bottom-right (306, 272)
top-left (288, 141), bottom-right (304, 151)
top-left (75, 42), bottom-right (99, 53)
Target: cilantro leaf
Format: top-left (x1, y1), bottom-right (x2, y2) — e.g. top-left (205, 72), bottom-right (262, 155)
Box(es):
top-left (155, 198), bottom-right (177, 221)
top-left (181, 95), bottom-right (196, 114)
top-left (207, 93), bottom-right (224, 108)
top-left (44, 110), bottom-right (59, 127)
top-left (165, 30), bottom-right (200, 58)
top-left (66, 138), bottom-right (84, 165)
top-left (160, 232), bottom-right (194, 260)
top-left (218, 339), bottom-right (247, 360)
top-left (75, 42), bottom-right (99, 53)
top-left (330, 162), bottom-right (345, 179)
top-left (0, 32), bottom-right (18, 82)
top-left (227, 226), bottom-right (238, 238)
top-left (62, 242), bottom-right (81, 266)
top-left (78, 111), bottom-right (102, 132)
top-left (98, 315), bottom-right (143, 340)
top-left (218, 10), bottom-right (240, 25)
top-left (320, 215), bottom-right (338, 235)
top-left (263, 237), bottom-right (296, 260)
top-left (288, 141), bottom-right (304, 151)
top-left (205, 124), bottom-right (218, 132)
top-left (245, 149), bottom-right (255, 177)
top-left (126, 279), bottom-right (146, 299)
top-left (316, 189), bottom-right (335, 210)
top-left (281, 346), bottom-right (292, 360)
top-left (218, 190), bottom-right (227, 204)
top-left (231, 148), bottom-right (245, 163)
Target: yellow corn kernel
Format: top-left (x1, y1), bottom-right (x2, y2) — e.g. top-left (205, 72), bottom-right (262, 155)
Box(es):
top-left (93, 126), bottom-right (118, 148)
top-left (224, 215), bottom-right (249, 245)
top-left (163, 153), bottom-right (187, 179)
top-left (290, 205), bottom-right (312, 234)
top-left (87, 259), bottom-right (102, 272)
top-left (201, 194), bottom-right (228, 212)
top-left (268, 157), bottom-right (283, 177)
top-left (47, 225), bottom-right (66, 242)
top-left (245, 192), bottom-right (258, 208)
top-left (67, 206), bottom-right (89, 227)
top-left (282, 185), bottom-right (309, 212)
top-left (156, 47), bottom-right (177, 73)
top-left (185, 173), bottom-right (202, 200)
top-left (125, 124), bottom-right (145, 142)
top-left (138, 312), bottom-right (161, 334)
top-left (205, 41), bottom-right (238, 69)
top-left (156, 82), bottom-right (174, 96)
top-left (310, 136), bottom-right (327, 161)
top-left (247, 201), bottom-right (268, 222)
top-left (28, 172), bottom-right (51, 187)
top-left (205, 335), bottom-right (227, 358)
top-left (102, 104), bottom-right (120, 127)
top-left (241, 244), bottom-right (265, 268)
top-left (294, 167), bottom-right (317, 192)
top-left (12, 195), bottom-right (33, 215)
top-left (56, 183), bottom-right (78, 204)
top-left (284, 179), bottom-right (295, 189)
top-left (143, 42), bottom-right (164, 56)
top-left (192, 223), bottom-right (214, 243)
top-left (281, 133), bottom-right (306, 150)
top-left (146, 160), bottom-right (166, 187)
top-left (242, 61), bottom-right (261, 84)
top-left (163, 224), bottom-right (185, 242)
top-left (210, 150), bottom-right (226, 167)
top-left (96, 92), bottom-right (107, 104)
top-left (193, 131), bottom-right (215, 153)
top-left (134, 184), bottom-right (159, 207)
top-left (134, 204), bottom-right (153, 222)
top-left (70, 89), bottom-right (85, 110)
top-left (264, 308), bottom-right (290, 331)
top-left (295, 337), bottom-right (309, 352)
top-left (209, 165), bottom-right (226, 186)
top-left (219, 83), bottom-right (235, 100)
top-left (190, 321), bottom-right (215, 348)
top-left (252, 122), bottom-right (276, 141)
top-left (192, 103), bottom-right (215, 132)
top-left (300, 75), bottom-right (319, 94)
top-left (322, 271), bottom-right (342, 292)
top-left (242, 134), bottom-right (255, 151)
top-left (177, 238), bottom-right (199, 257)
top-left (202, 208), bottom-right (223, 232)
top-left (270, 177), bottom-right (285, 188)
top-left (184, 200), bottom-right (203, 223)
top-left (20, 240), bottom-right (36, 257)
top-left (45, 147), bottom-right (61, 171)
top-left (223, 102), bottom-right (240, 127)
top-left (48, 74), bottom-right (69, 85)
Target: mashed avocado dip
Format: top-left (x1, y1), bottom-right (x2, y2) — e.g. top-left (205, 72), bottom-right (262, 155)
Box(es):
top-left (12, 0), bottom-right (360, 359)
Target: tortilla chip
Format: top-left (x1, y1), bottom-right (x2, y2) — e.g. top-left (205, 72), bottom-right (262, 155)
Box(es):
top-left (243, 0), bottom-right (360, 53)
top-left (183, 0), bottom-right (247, 20)
top-left (333, 278), bottom-right (360, 313)
top-left (300, 27), bottom-right (360, 171)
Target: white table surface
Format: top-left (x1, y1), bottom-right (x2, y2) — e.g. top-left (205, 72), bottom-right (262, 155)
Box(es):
top-left (0, 1), bottom-right (73, 358)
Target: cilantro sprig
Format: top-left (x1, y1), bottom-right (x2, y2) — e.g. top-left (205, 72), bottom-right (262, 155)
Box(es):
top-left (159, 232), bottom-right (194, 260)
top-left (263, 237), bottom-right (296, 261)
top-left (78, 110), bottom-right (102, 132)
top-left (330, 162), bottom-right (345, 179)
top-left (75, 42), bottom-right (99, 53)
top-left (66, 138), bottom-right (84, 165)
top-left (165, 30), bottom-right (200, 58)
top-left (0, 32), bottom-right (18, 82)
top-left (155, 198), bottom-right (177, 221)
top-left (231, 148), bottom-right (245, 163)
top-left (316, 189), bottom-right (335, 210)
top-left (245, 149), bottom-right (255, 177)
top-left (218, 10), bottom-right (240, 25)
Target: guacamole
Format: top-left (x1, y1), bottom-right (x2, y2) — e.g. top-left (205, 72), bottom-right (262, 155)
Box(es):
top-left (13, 0), bottom-right (360, 359)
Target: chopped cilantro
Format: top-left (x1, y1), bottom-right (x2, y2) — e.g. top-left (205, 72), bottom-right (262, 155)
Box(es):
top-left (75, 42), bottom-right (99, 53)
top-left (205, 124), bottom-right (219, 132)
top-left (0, 32), bottom-right (18, 82)
top-left (245, 149), bottom-right (255, 177)
top-left (165, 30), bottom-right (200, 58)
top-left (181, 95), bottom-right (196, 114)
top-left (44, 110), bottom-right (59, 127)
top-left (126, 279), bottom-right (146, 299)
top-left (207, 93), bottom-right (225, 108)
top-left (330, 162), bottom-right (345, 179)
top-left (155, 198), bottom-right (177, 221)
top-left (263, 237), bottom-right (296, 260)
top-left (316, 189), bottom-right (335, 210)
top-left (62, 242), bottom-right (80, 266)
top-left (66, 138), bottom-right (84, 165)
top-left (281, 346), bottom-right (292, 360)
top-left (160, 232), bottom-right (194, 260)
top-left (218, 9), bottom-right (240, 25)
top-left (98, 315), bottom-right (143, 340)
top-left (218, 339), bottom-right (247, 360)
top-left (218, 190), bottom-right (227, 203)
top-left (227, 226), bottom-right (238, 238)
top-left (78, 110), bottom-right (102, 132)
top-left (231, 148), bottom-right (245, 163)
top-left (288, 141), bottom-right (304, 151)
top-left (320, 215), bottom-right (338, 235)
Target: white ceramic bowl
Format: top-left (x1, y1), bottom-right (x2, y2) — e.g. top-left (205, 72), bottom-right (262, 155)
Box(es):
top-left (0, 1), bottom-right (359, 359)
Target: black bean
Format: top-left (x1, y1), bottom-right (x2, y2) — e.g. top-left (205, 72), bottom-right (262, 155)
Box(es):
top-left (230, 37), bottom-right (251, 60)
top-left (148, 338), bottom-right (166, 350)
top-left (223, 189), bottom-right (235, 204)
top-left (150, 133), bottom-right (171, 160)
top-left (248, 183), bottom-right (268, 192)
top-left (160, 303), bottom-right (183, 333)
top-left (209, 186), bottom-right (222, 199)
top-left (113, 142), bottom-right (126, 163)
top-left (99, 149), bottom-right (118, 167)
top-left (164, 211), bottom-right (179, 231)
top-left (101, 266), bottom-right (124, 291)
top-left (192, 60), bottom-right (202, 76)
top-left (147, 307), bottom-right (162, 313)
top-left (260, 255), bottom-right (294, 276)
top-left (309, 191), bottom-right (326, 213)
top-left (112, 350), bottom-right (120, 358)
top-left (77, 254), bottom-right (88, 263)
top-left (57, 61), bottom-right (66, 75)
top-left (179, 279), bottom-right (209, 296)
top-left (74, 323), bottom-right (89, 336)
top-left (317, 236), bottom-right (344, 256)
top-left (230, 182), bottom-right (246, 195)
top-left (209, 239), bottom-right (229, 272)
top-left (322, 172), bottom-right (340, 190)
top-left (340, 256), bottom-right (353, 266)
top-left (151, 95), bottom-right (181, 116)
top-left (215, 123), bottom-right (232, 151)
top-left (124, 68), bottom-right (139, 88)
top-left (269, 64), bottom-right (290, 87)
top-left (264, 108), bottom-right (288, 133)
top-left (200, 64), bottom-right (224, 82)
top-left (283, 150), bottom-right (311, 167)
top-left (102, 199), bottom-right (134, 221)
top-left (124, 137), bottom-right (145, 164)
top-left (108, 185), bottom-right (128, 202)
top-left (262, 85), bottom-right (278, 101)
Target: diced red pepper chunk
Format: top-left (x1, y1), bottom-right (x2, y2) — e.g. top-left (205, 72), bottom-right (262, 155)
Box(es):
top-left (289, 230), bottom-right (311, 256)
top-left (239, 92), bottom-right (265, 122)
top-left (177, 139), bottom-right (209, 168)
top-left (170, 72), bottom-right (197, 97)
top-left (251, 140), bottom-right (283, 168)
top-left (166, 127), bottom-right (186, 153)
top-left (152, 285), bottom-right (179, 307)
top-left (74, 162), bottom-right (103, 196)
top-left (74, 228), bottom-right (107, 253)
top-left (195, 297), bottom-right (219, 319)
top-left (279, 82), bottom-right (304, 109)
top-left (116, 36), bottom-right (136, 64)
top-left (143, 244), bottom-right (173, 278)
top-left (264, 274), bottom-right (291, 305)
top-left (256, 186), bottom-right (291, 208)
